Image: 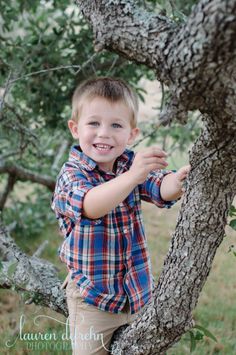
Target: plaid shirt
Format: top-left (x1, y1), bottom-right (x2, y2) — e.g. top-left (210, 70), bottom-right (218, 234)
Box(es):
top-left (51, 145), bottom-right (176, 314)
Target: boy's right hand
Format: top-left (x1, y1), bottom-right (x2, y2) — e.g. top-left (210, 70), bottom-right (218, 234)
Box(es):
top-left (129, 146), bottom-right (169, 184)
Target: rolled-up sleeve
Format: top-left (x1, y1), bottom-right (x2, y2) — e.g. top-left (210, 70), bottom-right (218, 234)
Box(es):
top-left (52, 178), bottom-right (94, 222)
top-left (139, 170), bottom-right (178, 208)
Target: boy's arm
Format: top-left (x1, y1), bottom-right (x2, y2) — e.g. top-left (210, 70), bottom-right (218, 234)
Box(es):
top-left (160, 165), bottom-right (191, 201)
top-left (83, 171), bottom-right (137, 219)
top-left (83, 147), bottom-right (168, 219)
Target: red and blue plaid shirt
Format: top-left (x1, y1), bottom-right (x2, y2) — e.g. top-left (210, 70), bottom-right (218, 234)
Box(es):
top-left (51, 145), bottom-right (176, 314)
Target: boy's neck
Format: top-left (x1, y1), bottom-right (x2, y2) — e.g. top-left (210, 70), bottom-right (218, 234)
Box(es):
top-left (98, 160), bottom-right (117, 174)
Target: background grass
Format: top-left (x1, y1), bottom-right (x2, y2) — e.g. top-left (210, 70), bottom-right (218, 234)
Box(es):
top-left (0, 195), bottom-right (236, 354)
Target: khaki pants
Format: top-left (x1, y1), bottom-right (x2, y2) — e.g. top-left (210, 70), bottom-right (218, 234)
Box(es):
top-left (65, 276), bottom-right (138, 355)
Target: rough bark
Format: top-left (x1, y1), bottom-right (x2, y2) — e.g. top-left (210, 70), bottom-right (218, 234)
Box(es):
top-left (76, 0), bottom-right (236, 124)
top-left (0, 220), bottom-right (68, 316)
top-left (74, 0), bottom-right (236, 353)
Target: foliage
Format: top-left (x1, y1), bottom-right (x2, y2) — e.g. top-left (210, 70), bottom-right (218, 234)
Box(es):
top-left (142, 0), bottom-right (198, 21)
top-left (0, 0), bottom-right (201, 237)
top-left (228, 205), bottom-right (236, 231)
top-left (138, 111), bottom-right (202, 152)
top-left (226, 205), bottom-right (236, 259)
top-left (0, 0), bottom-right (152, 230)
top-left (225, 205), bottom-right (236, 259)
top-left (3, 185), bottom-right (55, 252)
top-left (188, 324), bottom-right (217, 353)
top-left (228, 245), bottom-right (236, 258)
top-left (0, 0), bottom-right (155, 167)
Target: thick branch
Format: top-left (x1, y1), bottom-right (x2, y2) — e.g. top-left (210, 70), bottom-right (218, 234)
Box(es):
top-left (0, 221), bottom-right (67, 316)
top-left (76, 0), bottom-right (236, 124)
top-left (167, 0), bottom-right (236, 118)
top-left (75, 0), bottom-right (177, 74)
top-left (0, 161), bottom-right (55, 191)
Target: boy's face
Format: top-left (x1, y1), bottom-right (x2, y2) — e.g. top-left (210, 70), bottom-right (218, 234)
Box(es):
top-left (68, 97), bottom-right (139, 172)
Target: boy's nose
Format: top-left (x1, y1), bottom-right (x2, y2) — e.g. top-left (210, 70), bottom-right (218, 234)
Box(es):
top-left (97, 126), bottom-right (110, 138)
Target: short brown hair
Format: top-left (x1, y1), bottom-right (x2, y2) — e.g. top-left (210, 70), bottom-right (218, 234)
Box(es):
top-left (71, 77), bottom-right (139, 128)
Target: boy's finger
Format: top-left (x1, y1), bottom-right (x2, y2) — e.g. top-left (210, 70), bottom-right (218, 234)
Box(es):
top-left (144, 147), bottom-right (168, 158)
top-left (145, 157), bottom-right (168, 165)
top-left (184, 165), bottom-right (191, 172)
top-left (152, 146), bottom-right (168, 157)
top-left (179, 165), bottom-right (191, 178)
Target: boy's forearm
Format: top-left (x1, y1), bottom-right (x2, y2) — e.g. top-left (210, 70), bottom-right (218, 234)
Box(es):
top-left (160, 173), bottom-right (182, 201)
top-left (82, 171), bottom-right (138, 219)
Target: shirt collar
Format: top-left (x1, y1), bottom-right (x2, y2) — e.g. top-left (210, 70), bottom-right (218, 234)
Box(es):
top-left (68, 145), bottom-right (134, 173)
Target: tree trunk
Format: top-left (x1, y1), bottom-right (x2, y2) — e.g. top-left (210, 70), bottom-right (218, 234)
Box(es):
top-left (74, 0), bottom-right (236, 353)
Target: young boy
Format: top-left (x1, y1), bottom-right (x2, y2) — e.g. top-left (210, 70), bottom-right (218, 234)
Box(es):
top-left (51, 77), bottom-right (190, 355)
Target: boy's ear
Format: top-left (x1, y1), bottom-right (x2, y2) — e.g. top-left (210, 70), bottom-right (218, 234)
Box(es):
top-left (68, 119), bottom-right (79, 139)
top-left (127, 127), bottom-right (140, 145)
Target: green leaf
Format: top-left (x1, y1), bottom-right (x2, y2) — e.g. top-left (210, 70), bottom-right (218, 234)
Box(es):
top-left (229, 219), bottom-right (236, 231)
top-left (228, 245), bottom-right (235, 253)
top-left (229, 205), bottom-right (236, 217)
top-left (189, 331), bottom-right (196, 353)
top-left (195, 331), bottom-right (204, 341)
top-left (194, 324), bottom-right (217, 342)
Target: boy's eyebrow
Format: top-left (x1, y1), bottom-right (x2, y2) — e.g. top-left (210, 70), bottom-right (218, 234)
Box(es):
top-left (87, 115), bottom-right (126, 122)
top-left (86, 115), bottom-right (101, 119)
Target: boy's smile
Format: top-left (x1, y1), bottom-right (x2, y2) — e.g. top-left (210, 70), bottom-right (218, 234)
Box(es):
top-left (68, 97), bottom-right (139, 172)
top-left (92, 143), bottom-right (114, 154)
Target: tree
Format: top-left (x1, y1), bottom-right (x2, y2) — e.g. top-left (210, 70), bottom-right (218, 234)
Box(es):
top-left (74, 0), bottom-right (236, 353)
top-left (0, 0), bottom-right (235, 354)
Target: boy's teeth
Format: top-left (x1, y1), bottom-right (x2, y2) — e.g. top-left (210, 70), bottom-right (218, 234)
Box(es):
top-left (94, 144), bottom-right (112, 150)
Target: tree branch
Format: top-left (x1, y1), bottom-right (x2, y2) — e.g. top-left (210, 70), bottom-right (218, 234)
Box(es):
top-left (33, 240), bottom-right (49, 258)
top-left (51, 140), bottom-right (69, 173)
top-left (0, 220), bottom-right (68, 316)
top-left (0, 70), bottom-right (13, 120)
top-left (0, 161), bottom-right (55, 191)
top-left (75, 0), bottom-right (176, 74)
top-left (76, 0), bottom-right (236, 125)
top-left (0, 174), bottom-right (17, 211)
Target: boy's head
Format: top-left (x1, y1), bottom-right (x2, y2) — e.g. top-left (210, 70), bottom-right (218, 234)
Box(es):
top-left (71, 77), bottom-right (138, 128)
top-left (68, 77), bottom-right (140, 172)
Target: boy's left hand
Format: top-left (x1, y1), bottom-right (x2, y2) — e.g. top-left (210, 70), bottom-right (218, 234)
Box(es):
top-left (176, 165), bottom-right (191, 193)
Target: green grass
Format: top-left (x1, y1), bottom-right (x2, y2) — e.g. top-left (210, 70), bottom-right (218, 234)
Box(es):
top-left (0, 200), bottom-right (236, 354)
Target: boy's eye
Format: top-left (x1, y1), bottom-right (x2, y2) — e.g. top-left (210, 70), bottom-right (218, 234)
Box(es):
top-left (112, 123), bottom-right (122, 128)
top-left (88, 121), bottom-right (99, 126)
